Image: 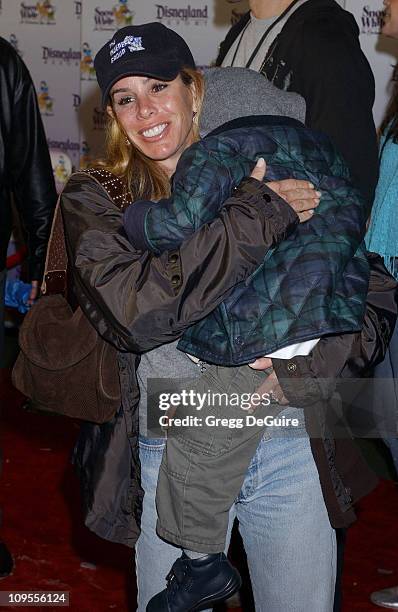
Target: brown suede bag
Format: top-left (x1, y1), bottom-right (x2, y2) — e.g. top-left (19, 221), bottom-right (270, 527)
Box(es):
top-left (12, 169), bottom-right (130, 423)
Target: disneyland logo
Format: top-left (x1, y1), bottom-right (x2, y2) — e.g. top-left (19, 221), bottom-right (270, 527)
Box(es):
top-left (20, 1), bottom-right (56, 24)
top-left (94, 0), bottom-right (134, 31)
top-left (75, 0), bottom-right (82, 17)
top-left (156, 4), bottom-right (208, 23)
top-left (47, 138), bottom-right (80, 154)
top-left (42, 46), bottom-right (81, 65)
top-left (361, 5), bottom-right (384, 34)
top-left (93, 106), bottom-right (107, 131)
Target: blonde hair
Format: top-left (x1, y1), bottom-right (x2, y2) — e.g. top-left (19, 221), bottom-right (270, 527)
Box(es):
top-left (96, 68), bottom-right (204, 201)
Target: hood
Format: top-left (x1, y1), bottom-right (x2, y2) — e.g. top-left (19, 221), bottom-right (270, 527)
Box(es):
top-left (200, 67), bottom-right (306, 136)
top-left (282, 0), bottom-right (357, 32)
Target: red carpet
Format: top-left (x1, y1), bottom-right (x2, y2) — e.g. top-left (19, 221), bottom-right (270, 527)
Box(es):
top-left (1, 367), bottom-right (397, 611)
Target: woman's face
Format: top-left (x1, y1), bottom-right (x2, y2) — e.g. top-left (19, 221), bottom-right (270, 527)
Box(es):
top-left (108, 74), bottom-right (196, 176)
top-left (382, 0), bottom-right (398, 38)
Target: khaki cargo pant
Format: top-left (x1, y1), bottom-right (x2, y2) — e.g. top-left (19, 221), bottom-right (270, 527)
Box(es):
top-left (155, 363), bottom-right (292, 553)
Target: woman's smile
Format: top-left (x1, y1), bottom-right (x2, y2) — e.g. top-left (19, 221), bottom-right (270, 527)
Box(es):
top-left (140, 122), bottom-right (169, 139)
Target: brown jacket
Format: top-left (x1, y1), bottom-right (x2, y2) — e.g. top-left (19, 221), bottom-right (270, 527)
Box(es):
top-left (61, 172), bottom-right (397, 545)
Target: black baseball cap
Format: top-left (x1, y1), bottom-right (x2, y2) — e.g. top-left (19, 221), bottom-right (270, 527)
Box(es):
top-left (94, 23), bottom-right (196, 107)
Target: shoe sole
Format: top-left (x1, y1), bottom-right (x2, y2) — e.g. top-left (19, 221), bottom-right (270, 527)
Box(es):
top-left (189, 572), bottom-right (242, 612)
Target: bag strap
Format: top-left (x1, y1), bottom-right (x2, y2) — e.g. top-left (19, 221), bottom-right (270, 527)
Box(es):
top-left (82, 168), bottom-right (131, 210)
top-left (41, 168), bottom-right (130, 296)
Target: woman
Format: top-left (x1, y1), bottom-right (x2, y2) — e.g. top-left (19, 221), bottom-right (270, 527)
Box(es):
top-left (61, 23), bottom-right (396, 612)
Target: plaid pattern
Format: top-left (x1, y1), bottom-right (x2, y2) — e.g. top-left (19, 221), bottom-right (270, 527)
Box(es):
top-left (144, 118), bottom-right (369, 365)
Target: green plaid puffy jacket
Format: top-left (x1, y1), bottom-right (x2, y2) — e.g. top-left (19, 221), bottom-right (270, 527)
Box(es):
top-left (126, 116), bottom-right (369, 365)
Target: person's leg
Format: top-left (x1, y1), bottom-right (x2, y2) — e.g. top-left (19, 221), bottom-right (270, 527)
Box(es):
top-left (136, 438), bottom-right (181, 611)
top-left (156, 364), bottom-right (273, 552)
top-left (135, 436), bottom-right (236, 612)
top-left (236, 408), bottom-right (337, 612)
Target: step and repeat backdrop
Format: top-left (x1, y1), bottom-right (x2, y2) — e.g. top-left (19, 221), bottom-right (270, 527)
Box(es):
top-left (0, 0), bottom-right (397, 177)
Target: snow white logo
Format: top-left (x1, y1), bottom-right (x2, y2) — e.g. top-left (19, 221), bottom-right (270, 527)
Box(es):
top-left (361, 4), bottom-right (384, 34)
top-left (94, 0), bottom-right (134, 31)
top-left (20, 0), bottom-right (56, 24)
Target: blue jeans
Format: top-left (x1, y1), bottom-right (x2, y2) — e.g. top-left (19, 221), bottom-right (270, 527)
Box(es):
top-left (136, 409), bottom-right (336, 612)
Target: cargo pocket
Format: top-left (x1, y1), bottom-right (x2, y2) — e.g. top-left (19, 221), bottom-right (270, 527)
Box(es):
top-left (168, 366), bottom-right (235, 458)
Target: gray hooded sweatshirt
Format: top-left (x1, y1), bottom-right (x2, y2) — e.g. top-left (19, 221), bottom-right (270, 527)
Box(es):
top-left (200, 66), bottom-right (305, 136)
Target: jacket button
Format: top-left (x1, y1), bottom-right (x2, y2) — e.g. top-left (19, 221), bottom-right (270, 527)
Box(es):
top-left (235, 336), bottom-right (244, 346)
top-left (263, 193), bottom-right (272, 203)
top-left (287, 362), bottom-right (297, 373)
top-left (171, 275), bottom-right (180, 286)
top-left (169, 252), bottom-right (178, 264)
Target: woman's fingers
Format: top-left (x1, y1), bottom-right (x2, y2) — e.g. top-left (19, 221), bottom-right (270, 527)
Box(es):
top-left (269, 178), bottom-right (315, 193)
top-left (296, 210), bottom-right (315, 223)
top-left (267, 179), bottom-right (321, 215)
top-left (289, 196), bottom-right (321, 223)
top-left (250, 167), bottom-right (321, 224)
top-left (248, 356), bottom-right (273, 370)
top-left (281, 189), bottom-right (321, 207)
top-left (244, 370), bottom-right (289, 413)
top-left (250, 157), bottom-right (267, 181)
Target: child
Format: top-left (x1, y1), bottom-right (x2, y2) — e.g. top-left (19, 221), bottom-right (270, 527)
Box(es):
top-left (124, 67), bottom-right (369, 611)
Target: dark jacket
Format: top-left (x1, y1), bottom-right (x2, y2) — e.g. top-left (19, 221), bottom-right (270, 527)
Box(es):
top-left (61, 172), bottom-right (397, 544)
top-left (125, 115), bottom-right (369, 365)
top-left (216, 0), bottom-right (378, 207)
top-left (0, 37), bottom-right (56, 278)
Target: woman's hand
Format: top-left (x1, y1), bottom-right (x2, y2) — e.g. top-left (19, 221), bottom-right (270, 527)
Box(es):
top-left (248, 356), bottom-right (289, 410)
top-left (250, 158), bottom-right (321, 223)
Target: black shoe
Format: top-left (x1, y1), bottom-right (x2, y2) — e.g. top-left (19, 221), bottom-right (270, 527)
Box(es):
top-left (146, 552), bottom-right (241, 612)
top-left (0, 542), bottom-right (13, 578)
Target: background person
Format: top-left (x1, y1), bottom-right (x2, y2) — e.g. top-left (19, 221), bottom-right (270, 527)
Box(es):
top-left (216, 0), bottom-right (378, 208)
top-left (366, 0), bottom-right (398, 606)
top-left (0, 36), bottom-right (56, 577)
